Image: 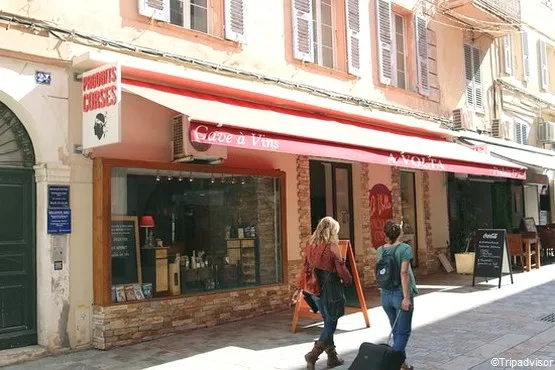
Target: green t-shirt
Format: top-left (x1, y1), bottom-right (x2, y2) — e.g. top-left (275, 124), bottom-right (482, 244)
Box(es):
top-left (376, 243), bottom-right (418, 296)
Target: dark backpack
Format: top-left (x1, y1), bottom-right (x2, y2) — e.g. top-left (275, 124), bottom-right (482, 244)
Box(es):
top-left (375, 245), bottom-right (401, 291)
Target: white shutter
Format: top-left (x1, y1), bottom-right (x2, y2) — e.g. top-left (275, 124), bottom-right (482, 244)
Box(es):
top-left (503, 34), bottom-right (513, 75)
top-left (292, 0), bottom-right (314, 62)
top-left (514, 121), bottom-right (523, 144)
top-left (414, 15), bottom-right (429, 96)
top-left (224, 0), bottom-right (246, 43)
top-left (539, 39), bottom-right (549, 91)
top-left (464, 44), bottom-right (474, 108)
top-left (521, 30), bottom-right (530, 81)
top-left (473, 46), bottom-right (484, 111)
top-left (138, 0), bottom-right (170, 22)
top-left (345, 0), bottom-right (361, 76)
top-left (523, 123), bottom-right (530, 145)
top-left (376, 0), bottom-right (393, 85)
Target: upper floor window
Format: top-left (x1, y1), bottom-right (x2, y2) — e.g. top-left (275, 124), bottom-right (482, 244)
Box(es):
top-left (375, 0), bottom-right (429, 96)
top-left (291, 0), bottom-right (361, 76)
top-left (538, 39), bottom-right (554, 92)
top-left (464, 44), bottom-right (484, 112)
top-left (501, 31), bottom-right (531, 83)
top-left (138, 0), bottom-right (246, 43)
top-left (312, 0), bottom-right (335, 68)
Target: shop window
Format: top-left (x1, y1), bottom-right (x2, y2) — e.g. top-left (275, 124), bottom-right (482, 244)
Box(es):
top-left (400, 171), bottom-right (418, 267)
top-left (109, 167), bottom-right (283, 302)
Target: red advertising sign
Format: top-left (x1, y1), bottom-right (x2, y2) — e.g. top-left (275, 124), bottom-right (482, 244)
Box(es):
top-left (369, 184), bottom-right (393, 249)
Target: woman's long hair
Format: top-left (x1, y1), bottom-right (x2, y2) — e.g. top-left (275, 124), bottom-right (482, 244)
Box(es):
top-left (309, 216), bottom-right (340, 246)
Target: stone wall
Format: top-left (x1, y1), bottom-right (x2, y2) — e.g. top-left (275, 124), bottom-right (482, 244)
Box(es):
top-left (257, 177), bottom-right (279, 284)
top-left (357, 163), bottom-right (376, 286)
top-left (92, 284), bottom-right (289, 350)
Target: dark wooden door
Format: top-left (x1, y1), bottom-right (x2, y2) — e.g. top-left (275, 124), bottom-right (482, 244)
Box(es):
top-left (0, 168), bottom-right (36, 350)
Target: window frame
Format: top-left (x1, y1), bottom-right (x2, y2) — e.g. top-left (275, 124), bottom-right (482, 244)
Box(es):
top-left (392, 12), bottom-right (407, 89)
top-left (179, 0), bottom-right (211, 34)
top-left (312, 0), bottom-right (336, 69)
top-left (92, 157), bottom-right (288, 306)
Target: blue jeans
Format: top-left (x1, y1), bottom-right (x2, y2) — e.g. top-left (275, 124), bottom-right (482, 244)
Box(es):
top-left (312, 295), bottom-right (338, 344)
top-left (381, 289), bottom-right (414, 356)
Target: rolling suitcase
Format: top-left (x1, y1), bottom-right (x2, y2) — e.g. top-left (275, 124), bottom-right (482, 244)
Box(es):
top-left (348, 312), bottom-right (406, 370)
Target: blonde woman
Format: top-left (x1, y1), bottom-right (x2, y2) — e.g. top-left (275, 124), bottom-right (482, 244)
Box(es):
top-left (293, 216), bottom-right (352, 369)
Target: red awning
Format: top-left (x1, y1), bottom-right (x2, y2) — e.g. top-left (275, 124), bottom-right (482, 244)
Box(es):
top-left (121, 79), bottom-right (527, 180)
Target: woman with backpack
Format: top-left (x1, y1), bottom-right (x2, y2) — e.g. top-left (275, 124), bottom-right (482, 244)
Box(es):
top-left (292, 216), bottom-right (352, 369)
top-left (376, 219), bottom-right (418, 370)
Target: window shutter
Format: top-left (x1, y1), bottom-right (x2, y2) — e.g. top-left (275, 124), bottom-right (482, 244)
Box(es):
top-left (514, 121), bottom-right (523, 144)
top-left (472, 47), bottom-right (483, 111)
top-left (539, 39), bottom-right (549, 90)
top-left (376, 0), bottom-right (393, 85)
top-left (523, 123), bottom-right (529, 145)
top-left (414, 15), bottom-right (429, 96)
top-left (292, 0), bottom-right (314, 62)
top-left (503, 34), bottom-right (512, 75)
top-left (137, 0), bottom-right (170, 22)
top-left (224, 0), bottom-right (246, 43)
top-left (521, 30), bottom-right (530, 81)
top-left (345, 0), bottom-right (361, 76)
top-left (464, 44), bottom-right (474, 108)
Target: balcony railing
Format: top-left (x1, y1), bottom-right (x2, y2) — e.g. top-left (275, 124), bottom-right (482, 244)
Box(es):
top-left (476, 0), bottom-right (521, 25)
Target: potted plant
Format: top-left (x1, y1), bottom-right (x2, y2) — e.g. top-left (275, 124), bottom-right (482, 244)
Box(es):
top-left (454, 232), bottom-right (476, 274)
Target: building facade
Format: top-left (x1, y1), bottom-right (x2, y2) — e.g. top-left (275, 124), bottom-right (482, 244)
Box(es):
top-left (0, 0), bottom-right (539, 356)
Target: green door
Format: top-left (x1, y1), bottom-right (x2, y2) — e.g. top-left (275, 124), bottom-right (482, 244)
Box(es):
top-left (0, 168), bottom-right (36, 350)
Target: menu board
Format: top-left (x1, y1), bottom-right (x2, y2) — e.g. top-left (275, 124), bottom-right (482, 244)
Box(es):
top-left (111, 216), bottom-right (142, 285)
top-left (472, 229), bottom-right (513, 288)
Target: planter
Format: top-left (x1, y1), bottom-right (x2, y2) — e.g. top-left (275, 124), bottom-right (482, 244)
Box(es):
top-left (454, 252), bottom-right (475, 274)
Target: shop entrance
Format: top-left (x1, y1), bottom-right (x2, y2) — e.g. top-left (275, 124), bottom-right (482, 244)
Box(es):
top-left (0, 102), bottom-right (36, 350)
top-left (309, 161), bottom-right (354, 248)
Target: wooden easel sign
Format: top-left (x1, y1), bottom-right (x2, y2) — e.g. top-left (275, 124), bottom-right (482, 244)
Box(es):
top-left (472, 229), bottom-right (514, 289)
top-left (291, 240), bottom-right (370, 333)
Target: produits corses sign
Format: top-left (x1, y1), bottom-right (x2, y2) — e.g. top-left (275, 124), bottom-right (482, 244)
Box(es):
top-left (82, 63), bottom-right (121, 149)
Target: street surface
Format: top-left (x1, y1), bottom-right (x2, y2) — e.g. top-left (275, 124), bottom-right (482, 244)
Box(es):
top-left (4, 265), bottom-right (555, 370)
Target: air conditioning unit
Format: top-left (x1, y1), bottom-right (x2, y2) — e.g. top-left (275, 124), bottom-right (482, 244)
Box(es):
top-left (452, 108), bottom-right (476, 131)
top-left (171, 114), bottom-right (228, 163)
top-left (538, 120), bottom-right (555, 143)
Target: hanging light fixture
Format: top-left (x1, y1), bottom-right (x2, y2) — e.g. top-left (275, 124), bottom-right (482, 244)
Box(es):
top-left (178, 172), bottom-right (183, 182)
top-left (188, 171), bottom-right (194, 183)
top-left (240, 177), bottom-right (246, 185)
top-left (221, 174), bottom-right (226, 184)
top-left (231, 176), bottom-right (236, 185)
top-left (167, 171), bottom-right (173, 181)
top-left (155, 170), bottom-right (161, 182)
top-left (210, 173), bottom-right (216, 184)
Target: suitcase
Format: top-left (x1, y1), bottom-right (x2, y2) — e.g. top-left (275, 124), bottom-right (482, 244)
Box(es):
top-left (347, 342), bottom-right (405, 370)
top-left (348, 311), bottom-right (406, 370)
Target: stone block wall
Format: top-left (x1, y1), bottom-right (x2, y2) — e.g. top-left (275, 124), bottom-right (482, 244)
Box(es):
top-left (256, 177), bottom-right (280, 284)
top-left (92, 284), bottom-right (289, 350)
top-left (357, 163), bottom-right (376, 286)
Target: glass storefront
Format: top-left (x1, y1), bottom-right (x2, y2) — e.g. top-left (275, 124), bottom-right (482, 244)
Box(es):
top-left (109, 166), bottom-right (283, 302)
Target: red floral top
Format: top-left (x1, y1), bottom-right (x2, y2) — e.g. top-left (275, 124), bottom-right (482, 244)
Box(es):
top-left (295, 243), bottom-right (353, 289)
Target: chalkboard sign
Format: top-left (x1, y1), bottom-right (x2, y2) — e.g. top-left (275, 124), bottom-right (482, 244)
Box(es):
top-left (472, 229), bottom-right (513, 288)
top-left (111, 216), bottom-right (142, 285)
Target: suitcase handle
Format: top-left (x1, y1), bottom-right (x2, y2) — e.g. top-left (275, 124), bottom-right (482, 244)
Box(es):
top-left (387, 311), bottom-right (402, 345)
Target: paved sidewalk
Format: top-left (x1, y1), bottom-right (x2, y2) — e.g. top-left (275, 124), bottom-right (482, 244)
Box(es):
top-left (4, 265), bottom-right (555, 370)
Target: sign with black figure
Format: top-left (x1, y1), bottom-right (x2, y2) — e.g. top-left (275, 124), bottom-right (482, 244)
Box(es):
top-left (472, 229), bottom-right (513, 288)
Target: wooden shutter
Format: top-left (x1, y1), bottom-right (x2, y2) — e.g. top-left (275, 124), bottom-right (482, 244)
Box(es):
top-left (292, 0), bottom-right (314, 62)
top-left (414, 15), bottom-right (429, 96)
top-left (472, 46), bottom-right (483, 111)
top-left (514, 121), bottom-right (523, 144)
top-left (464, 44), bottom-right (474, 107)
top-left (224, 0), bottom-right (246, 43)
top-left (503, 34), bottom-right (512, 75)
top-left (521, 30), bottom-right (530, 81)
top-left (138, 0), bottom-right (170, 22)
top-left (345, 0), bottom-right (361, 76)
top-left (539, 39), bottom-right (549, 90)
top-left (376, 0), bottom-right (393, 84)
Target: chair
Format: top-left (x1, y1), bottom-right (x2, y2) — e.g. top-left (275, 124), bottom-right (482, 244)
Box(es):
top-left (507, 233), bottom-right (524, 268)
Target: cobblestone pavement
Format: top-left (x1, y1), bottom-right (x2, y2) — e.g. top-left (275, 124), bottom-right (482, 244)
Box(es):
top-left (4, 265), bottom-right (555, 370)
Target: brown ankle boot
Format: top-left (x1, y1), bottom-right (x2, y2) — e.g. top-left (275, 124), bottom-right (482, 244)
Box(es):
top-left (324, 344), bottom-right (344, 368)
top-left (304, 340), bottom-right (326, 370)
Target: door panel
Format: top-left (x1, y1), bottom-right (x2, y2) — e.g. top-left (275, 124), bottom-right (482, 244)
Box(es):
top-left (334, 167), bottom-right (352, 241)
top-left (0, 169), bottom-right (36, 350)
